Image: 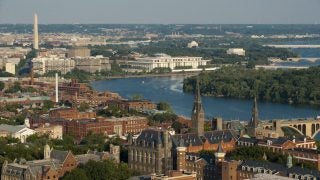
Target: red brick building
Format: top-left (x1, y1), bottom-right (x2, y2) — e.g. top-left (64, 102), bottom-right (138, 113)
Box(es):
top-left (29, 116), bottom-right (149, 140)
top-left (59, 79), bottom-right (91, 96)
top-left (103, 99), bottom-right (156, 112)
top-left (172, 130), bottom-right (237, 153)
top-left (49, 108), bottom-right (96, 120)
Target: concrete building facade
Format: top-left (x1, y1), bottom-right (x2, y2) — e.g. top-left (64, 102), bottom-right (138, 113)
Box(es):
top-left (126, 55), bottom-right (209, 72)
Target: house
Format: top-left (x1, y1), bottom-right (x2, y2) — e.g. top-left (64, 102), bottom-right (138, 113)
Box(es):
top-left (0, 124), bottom-right (35, 143)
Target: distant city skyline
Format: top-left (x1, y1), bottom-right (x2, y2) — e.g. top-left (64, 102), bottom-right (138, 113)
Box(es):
top-left (0, 0), bottom-right (320, 24)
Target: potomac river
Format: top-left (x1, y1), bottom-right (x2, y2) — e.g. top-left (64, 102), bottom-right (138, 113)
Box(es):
top-left (91, 75), bottom-right (319, 121)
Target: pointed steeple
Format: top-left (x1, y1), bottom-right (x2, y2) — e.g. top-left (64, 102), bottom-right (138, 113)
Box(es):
top-left (217, 141), bottom-right (224, 153)
top-left (263, 152), bottom-right (267, 161)
top-left (191, 76), bottom-right (205, 136)
top-left (195, 76), bottom-right (201, 103)
top-left (250, 96), bottom-right (259, 128)
top-left (214, 141), bottom-right (226, 163)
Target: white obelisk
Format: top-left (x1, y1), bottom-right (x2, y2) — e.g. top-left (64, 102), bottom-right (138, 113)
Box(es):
top-left (55, 73), bottom-right (59, 103)
top-left (33, 13), bottom-right (39, 50)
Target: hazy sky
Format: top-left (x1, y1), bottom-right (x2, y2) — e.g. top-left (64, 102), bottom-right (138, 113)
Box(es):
top-left (0, 0), bottom-right (320, 24)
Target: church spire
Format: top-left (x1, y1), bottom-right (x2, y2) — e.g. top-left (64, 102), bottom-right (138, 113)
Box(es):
top-left (250, 96), bottom-right (259, 128)
top-left (195, 76), bottom-right (201, 103)
top-left (191, 77), bottom-right (205, 136)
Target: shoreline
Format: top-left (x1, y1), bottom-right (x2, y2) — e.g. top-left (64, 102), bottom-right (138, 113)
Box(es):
top-left (93, 71), bottom-right (201, 81)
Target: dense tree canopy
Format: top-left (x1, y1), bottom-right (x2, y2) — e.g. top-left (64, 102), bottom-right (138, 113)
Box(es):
top-left (62, 160), bottom-right (138, 180)
top-left (184, 66), bottom-right (320, 106)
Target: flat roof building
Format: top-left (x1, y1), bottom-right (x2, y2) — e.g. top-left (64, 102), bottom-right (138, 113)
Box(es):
top-left (126, 55), bottom-right (209, 72)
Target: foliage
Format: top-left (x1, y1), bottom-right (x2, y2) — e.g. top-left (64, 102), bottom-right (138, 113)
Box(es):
top-left (151, 67), bottom-right (172, 74)
top-left (99, 63), bottom-right (125, 77)
top-left (97, 105), bottom-right (132, 118)
top-left (62, 159), bottom-right (138, 180)
top-left (157, 101), bottom-right (173, 112)
top-left (43, 100), bottom-right (54, 111)
top-left (0, 70), bottom-right (14, 77)
top-left (149, 113), bottom-right (178, 124)
top-left (171, 121), bottom-right (183, 133)
top-left (4, 104), bottom-right (23, 113)
top-left (4, 82), bottom-right (36, 93)
top-left (229, 146), bottom-right (317, 170)
top-left (80, 133), bottom-right (106, 152)
top-left (0, 137), bottom-right (43, 163)
top-left (62, 169), bottom-right (89, 180)
top-left (228, 146), bottom-right (286, 164)
top-left (17, 49), bottom-right (38, 76)
top-left (184, 66), bottom-right (320, 105)
top-left (4, 82), bottom-right (23, 93)
top-left (78, 102), bottom-right (90, 112)
top-left (64, 69), bottom-right (93, 83)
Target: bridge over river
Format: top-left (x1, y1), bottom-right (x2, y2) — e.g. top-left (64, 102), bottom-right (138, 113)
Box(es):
top-left (261, 117), bottom-right (320, 138)
top-left (264, 44), bottom-right (320, 48)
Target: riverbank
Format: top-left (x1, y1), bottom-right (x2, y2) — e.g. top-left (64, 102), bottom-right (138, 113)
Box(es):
top-left (183, 66), bottom-right (320, 107)
top-left (94, 71), bottom-right (201, 80)
top-left (90, 76), bottom-right (320, 120)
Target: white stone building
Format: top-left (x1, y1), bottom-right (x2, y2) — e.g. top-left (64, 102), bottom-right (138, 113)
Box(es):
top-left (0, 124), bottom-right (35, 143)
top-left (73, 55), bottom-right (111, 73)
top-left (5, 63), bottom-right (15, 75)
top-left (126, 54), bottom-right (209, 72)
top-left (187, 41), bottom-right (199, 48)
top-left (32, 56), bottom-right (75, 75)
top-left (226, 48), bottom-right (246, 56)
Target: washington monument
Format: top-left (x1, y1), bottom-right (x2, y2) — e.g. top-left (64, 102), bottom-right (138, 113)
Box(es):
top-left (33, 13), bottom-right (39, 50)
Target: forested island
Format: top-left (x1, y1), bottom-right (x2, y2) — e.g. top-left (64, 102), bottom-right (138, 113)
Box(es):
top-left (183, 66), bottom-right (320, 106)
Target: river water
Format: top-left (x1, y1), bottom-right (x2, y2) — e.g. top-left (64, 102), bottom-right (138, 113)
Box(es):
top-left (90, 76), bottom-right (319, 121)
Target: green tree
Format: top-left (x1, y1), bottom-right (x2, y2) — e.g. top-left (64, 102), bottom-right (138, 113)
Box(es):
top-left (171, 121), bottom-right (183, 133)
top-left (78, 102), bottom-right (90, 112)
top-left (62, 169), bottom-right (89, 180)
top-left (157, 101), bottom-right (173, 112)
top-left (43, 100), bottom-right (54, 110)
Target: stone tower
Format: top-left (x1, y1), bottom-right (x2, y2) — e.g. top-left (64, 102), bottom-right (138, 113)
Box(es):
top-left (176, 147), bottom-right (186, 171)
top-left (44, 144), bottom-right (51, 160)
top-left (33, 13), bottom-right (39, 50)
top-left (191, 77), bottom-right (205, 136)
top-left (110, 144), bottom-right (120, 163)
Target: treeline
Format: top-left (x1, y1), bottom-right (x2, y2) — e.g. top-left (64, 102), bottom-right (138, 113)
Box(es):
top-left (183, 66), bottom-right (320, 106)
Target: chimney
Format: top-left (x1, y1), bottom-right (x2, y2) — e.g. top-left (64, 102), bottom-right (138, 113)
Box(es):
top-left (55, 73), bottom-right (59, 103)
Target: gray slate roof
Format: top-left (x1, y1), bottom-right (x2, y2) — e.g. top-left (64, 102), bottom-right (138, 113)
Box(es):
top-left (240, 160), bottom-right (320, 178)
top-left (0, 124), bottom-right (26, 133)
top-left (50, 150), bottom-right (70, 162)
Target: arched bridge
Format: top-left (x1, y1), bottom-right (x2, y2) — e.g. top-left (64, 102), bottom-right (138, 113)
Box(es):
top-left (273, 118), bottom-right (320, 138)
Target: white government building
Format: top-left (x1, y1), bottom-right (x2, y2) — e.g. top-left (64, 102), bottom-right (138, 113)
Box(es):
top-left (126, 54), bottom-right (209, 72)
top-left (226, 48), bottom-right (246, 56)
